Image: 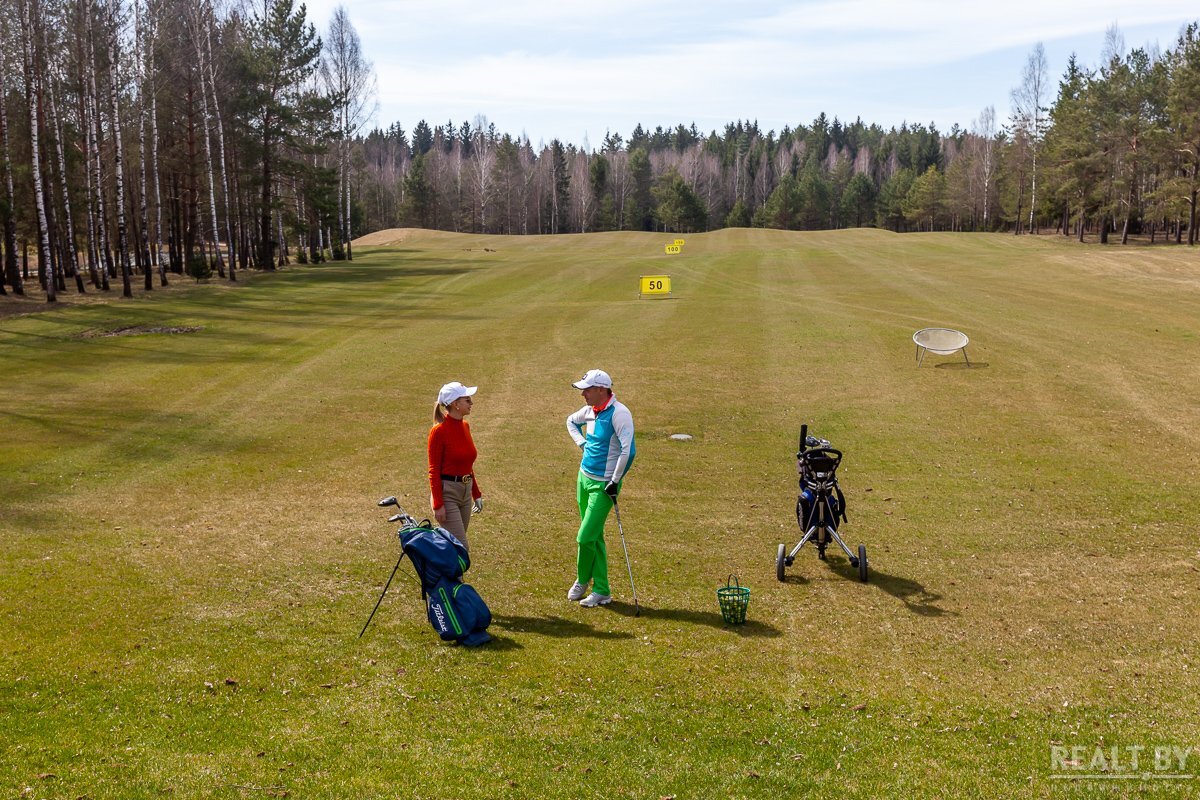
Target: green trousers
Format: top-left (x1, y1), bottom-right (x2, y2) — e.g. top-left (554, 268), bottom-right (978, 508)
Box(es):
top-left (576, 472), bottom-right (619, 596)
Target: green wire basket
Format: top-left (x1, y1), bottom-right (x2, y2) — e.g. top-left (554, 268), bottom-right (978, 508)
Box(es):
top-left (717, 574), bottom-right (750, 625)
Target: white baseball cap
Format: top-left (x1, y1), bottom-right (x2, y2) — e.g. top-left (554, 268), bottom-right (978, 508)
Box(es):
top-left (438, 382), bottom-right (477, 406)
top-left (572, 369), bottom-right (612, 389)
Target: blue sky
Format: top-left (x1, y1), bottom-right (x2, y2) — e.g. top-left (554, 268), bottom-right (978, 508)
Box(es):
top-left (305, 1), bottom-right (1198, 147)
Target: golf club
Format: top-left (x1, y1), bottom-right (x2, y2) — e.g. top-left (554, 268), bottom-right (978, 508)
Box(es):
top-left (359, 496), bottom-right (419, 638)
top-left (612, 498), bottom-right (640, 616)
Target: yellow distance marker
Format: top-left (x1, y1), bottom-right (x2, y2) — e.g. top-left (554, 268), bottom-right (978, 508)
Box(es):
top-left (674, 238), bottom-right (685, 246)
top-left (639, 275), bottom-right (671, 297)
top-left (664, 244), bottom-right (682, 254)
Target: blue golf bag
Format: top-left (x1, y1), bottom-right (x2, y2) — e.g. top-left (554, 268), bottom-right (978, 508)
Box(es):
top-left (400, 525), bottom-right (492, 647)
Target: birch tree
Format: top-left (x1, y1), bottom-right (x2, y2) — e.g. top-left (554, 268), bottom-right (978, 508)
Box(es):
top-left (189, 0), bottom-right (223, 275)
top-left (972, 106), bottom-right (997, 229)
top-left (20, 0), bottom-right (55, 301)
top-left (103, 0), bottom-right (133, 296)
top-left (0, 16), bottom-right (23, 295)
top-left (202, 0), bottom-right (233, 278)
top-left (1011, 43), bottom-right (1049, 233)
top-left (320, 5), bottom-right (374, 259)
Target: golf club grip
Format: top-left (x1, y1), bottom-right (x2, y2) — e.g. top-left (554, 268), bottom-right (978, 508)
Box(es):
top-left (799, 424), bottom-right (808, 453)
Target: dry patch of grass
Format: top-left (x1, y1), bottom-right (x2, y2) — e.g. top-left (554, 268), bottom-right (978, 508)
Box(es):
top-left (76, 324), bottom-right (204, 338)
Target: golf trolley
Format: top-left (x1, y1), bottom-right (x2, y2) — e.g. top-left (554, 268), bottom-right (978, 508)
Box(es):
top-left (776, 425), bottom-right (868, 583)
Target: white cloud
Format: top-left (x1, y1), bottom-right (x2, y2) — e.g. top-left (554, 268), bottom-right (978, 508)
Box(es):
top-left (303, 0), bottom-right (1199, 142)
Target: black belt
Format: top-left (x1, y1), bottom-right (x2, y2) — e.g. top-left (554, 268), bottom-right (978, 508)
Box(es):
top-left (441, 474), bottom-right (472, 483)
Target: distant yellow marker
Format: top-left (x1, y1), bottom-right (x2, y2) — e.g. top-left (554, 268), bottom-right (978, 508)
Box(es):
top-left (674, 238), bottom-right (685, 246)
top-left (640, 275), bottom-right (671, 297)
top-left (664, 244), bottom-right (681, 254)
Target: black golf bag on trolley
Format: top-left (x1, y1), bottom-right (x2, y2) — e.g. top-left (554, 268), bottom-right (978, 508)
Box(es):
top-left (776, 425), bottom-right (869, 583)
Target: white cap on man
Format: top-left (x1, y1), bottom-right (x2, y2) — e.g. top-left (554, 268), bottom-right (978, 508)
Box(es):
top-left (438, 381), bottom-right (477, 406)
top-left (572, 369), bottom-right (613, 389)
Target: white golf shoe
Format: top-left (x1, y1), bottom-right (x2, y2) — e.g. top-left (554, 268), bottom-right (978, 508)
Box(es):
top-left (579, 592), bottom-right (612, 608)
top-left (567, 581), bottom-right (589, 601)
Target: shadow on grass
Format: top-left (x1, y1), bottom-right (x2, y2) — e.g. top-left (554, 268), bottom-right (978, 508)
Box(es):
top-left (935, 361), bottom-right (989, 370)
top-left (0, 260), bottom-right (487, 348)
top-left (827, 559), bottom-right (954, 617)
top-left (618, 605), bottom-right (782, 637)
top-left (473, 634), bottom-right (523, 651)
top-left (491, 614), bottom-right (635, 640)
top-left (353, 247), bottom-right (424, 256)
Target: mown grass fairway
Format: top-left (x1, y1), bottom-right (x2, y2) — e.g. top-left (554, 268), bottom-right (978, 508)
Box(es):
top-left (3, 229), bottom-right (1199, 798)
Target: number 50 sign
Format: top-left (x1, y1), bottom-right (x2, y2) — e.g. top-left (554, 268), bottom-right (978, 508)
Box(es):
top-left (639, 275), bottom-right (672, 297)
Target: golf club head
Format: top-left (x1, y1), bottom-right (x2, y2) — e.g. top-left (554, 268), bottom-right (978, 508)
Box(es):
top-left (378, 496), bottom-right (398, 507)
top-left (388, 513), bottom-right (403, 523)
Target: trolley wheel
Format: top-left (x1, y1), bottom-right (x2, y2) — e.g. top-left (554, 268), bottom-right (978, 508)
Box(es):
top-left (858, 544), bottom-right (869, 583)
top-left (776, 543), bottom-right (786, 582)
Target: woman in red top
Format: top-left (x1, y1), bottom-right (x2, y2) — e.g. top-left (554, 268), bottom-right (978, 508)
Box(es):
top-left (428, 381), bottom-right (484, 550)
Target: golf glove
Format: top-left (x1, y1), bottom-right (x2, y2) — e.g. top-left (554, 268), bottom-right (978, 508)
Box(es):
top-left (472, 497), bottom-right (484, 514)
top-left (604, 481), bottom-right (620, 500)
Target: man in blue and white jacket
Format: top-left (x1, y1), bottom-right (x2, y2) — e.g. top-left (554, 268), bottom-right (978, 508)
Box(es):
top-left (565, 369), bottom-right (636, 607)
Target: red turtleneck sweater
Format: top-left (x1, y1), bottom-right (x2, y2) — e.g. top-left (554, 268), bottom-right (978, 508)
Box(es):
top-left (427, 415), bottom-right (482, 507)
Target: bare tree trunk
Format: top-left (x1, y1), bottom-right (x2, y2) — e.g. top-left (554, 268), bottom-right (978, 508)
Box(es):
top-left (191, 3), bottom-right (225, 278)
top-left (145, 29), bottom-right (166, 284)
top-left (1189, 179), bottom-right (1198, 246)
top-left (169, 174), bottom-right (181, 272)
top-left (133, 0), bottom-right (154, 290)
top-left (108, 21), bottom-right (132, 297)
top-left (21, 0), bottom-right (55, 302)
top-left (44, 175), bottom-right (65, 292)
top-left (85, 0), bottom-right (112, 289)
top-left (259, 103), bottom-right (273, 270)
top-left (1029, 149), bottom-right (1038, 235)
top-left (0, 54), bottom-right (23, 295)
top-left (344, 154), bottom-right (353, 259)
top-left (276, 203), bottom-right (287, 266)
top-left (184, 81), bottom-right (197, 271)
top-left (293, 180), bottom-right (305, 259)
top-left (202, 1), bottom-right (235, 280)
top-left (77, 58), bottom-right (101, 288)
top-left (46, 72), bottom-right (85, 293)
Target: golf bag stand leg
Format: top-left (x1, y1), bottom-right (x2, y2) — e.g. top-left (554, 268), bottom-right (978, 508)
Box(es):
top-left (359, 551), bottom-right (406, 638)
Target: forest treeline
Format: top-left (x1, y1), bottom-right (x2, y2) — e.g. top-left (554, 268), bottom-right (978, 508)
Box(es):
top-left (2, 5), bottom-right (1200, 305)
top-left (1, 0), bottom-right (373, 301)
top-left (361, 27), bottom-right (1200, 247)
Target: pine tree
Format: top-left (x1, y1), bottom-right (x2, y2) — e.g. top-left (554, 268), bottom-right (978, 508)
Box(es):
top-left (242, 0), bottom-right (322, 269)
